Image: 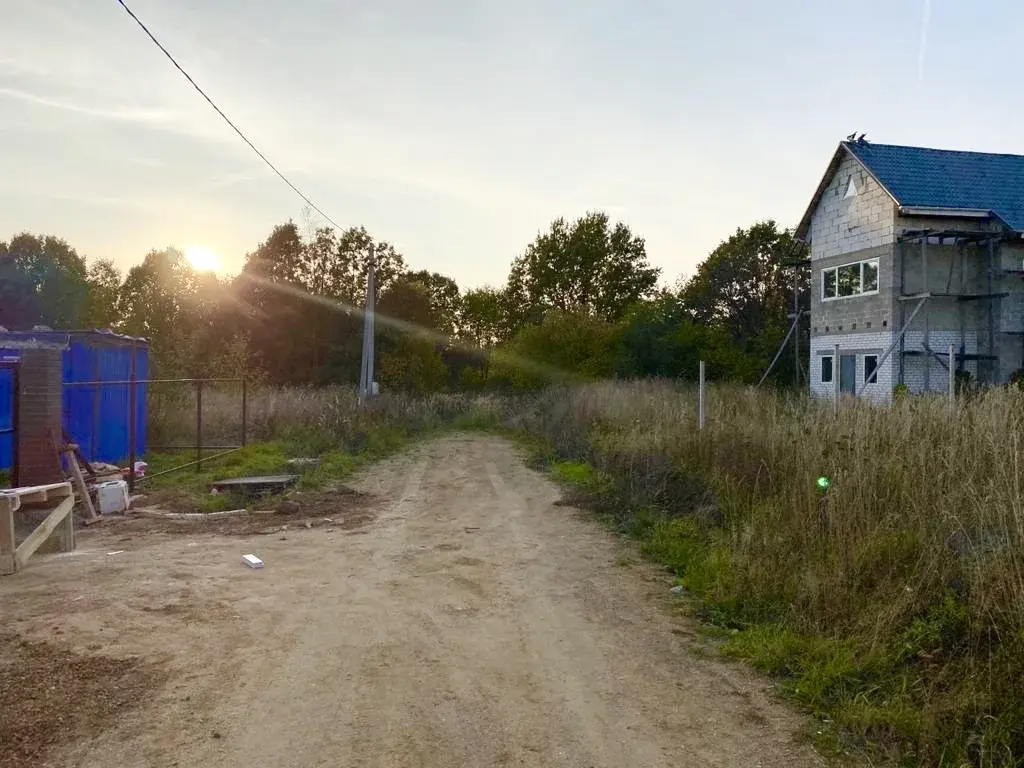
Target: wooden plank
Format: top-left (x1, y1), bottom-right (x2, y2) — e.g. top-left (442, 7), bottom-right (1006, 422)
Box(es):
top-left (7, 482), bottom-right (73, 499)
top-left (0, 495), bottom-right (16, 576)
top-left (64, 449), bottom-right (99, 523)
top-left (15, 496), bottom-right (75, 570)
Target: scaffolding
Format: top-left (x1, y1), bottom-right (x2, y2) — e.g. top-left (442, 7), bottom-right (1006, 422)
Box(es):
top-left (894, 228), bottom-right (1014, 389)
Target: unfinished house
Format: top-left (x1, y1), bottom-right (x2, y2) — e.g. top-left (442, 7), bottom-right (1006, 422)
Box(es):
top-left (795, 139), bottom-right (1024, 401)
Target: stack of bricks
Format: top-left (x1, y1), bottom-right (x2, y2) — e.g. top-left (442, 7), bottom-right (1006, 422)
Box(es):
top-left (14, 346), bottom-right (64, 487)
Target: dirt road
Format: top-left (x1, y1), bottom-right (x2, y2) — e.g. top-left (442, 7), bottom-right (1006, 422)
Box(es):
top-left (1, 435), bottom-right (822, 767)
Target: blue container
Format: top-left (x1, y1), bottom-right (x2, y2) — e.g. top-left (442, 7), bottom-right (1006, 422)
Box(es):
top-left (0, 330), bottom-right (148, 470)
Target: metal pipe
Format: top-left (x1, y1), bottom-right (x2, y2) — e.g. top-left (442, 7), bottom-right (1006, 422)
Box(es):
top-left (923, 237), bottom-right (930, 392)
top-left (241, 379), bottom-right (248, 447)
top-left (793, 267), bottom-right (801, 389)
top-left (147, 444), bottom-right (242, 451)
top-left (757, 311), bottom-right (802, 388)
top-left (128, 340), bottom-right (137, 493)
top-left (898, 240), bottom-right (906, 385)
top-left (11, 364), bottom-right (19, 486)
top-left (135, 447), bottom-right (243, 483)
top-left (988, 237), bottom-right (997, 383)
top-left (195, 380), bottom-right (204, 473)
top-left (858, 295), bottom-right (928, 396)
top-left (61, 377), bottom-right (244, 387)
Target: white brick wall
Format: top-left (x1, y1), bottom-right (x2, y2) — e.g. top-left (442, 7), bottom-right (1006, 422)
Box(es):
top-left (809, 331), bottom-right (895, 403)
top-left (809, 153), bottom-right (895, 261)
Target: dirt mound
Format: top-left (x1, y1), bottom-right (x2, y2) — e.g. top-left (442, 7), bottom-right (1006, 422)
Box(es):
top-left (0, 633), bottom-right (165, 768)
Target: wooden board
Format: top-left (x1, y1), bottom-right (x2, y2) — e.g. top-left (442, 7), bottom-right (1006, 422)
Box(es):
top-left (4, 483), bottom-right (73, 508)
top-left (15, 496), bottom-right (75, 570)
top-left (64, 449), bottom-right (99, 523)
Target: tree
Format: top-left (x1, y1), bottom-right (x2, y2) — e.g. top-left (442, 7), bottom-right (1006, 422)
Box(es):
top-left (505, 211), bottom-right (660, 334)
top-left (460, 287), bottom-right (507, 347)
top-left (236, 222), bottom-right (315, 384)
top-left (616, 292), bottom-right (703, 379)
top-left (375, 277), bottom-right (447, 392)
top-left (405, 270), bottom-right (462, 339)
top-left (117, 248), bottom-right (201, 375)
top-left (679, 220), bottom-right (808, 385)
top-left (0, 233), bottom-right (89, 329)
top-left (82, 259), bottom-right (123, 330)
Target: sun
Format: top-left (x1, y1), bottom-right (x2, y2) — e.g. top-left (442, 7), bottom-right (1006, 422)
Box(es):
top-left (185, 245), bottom-right (222, 273)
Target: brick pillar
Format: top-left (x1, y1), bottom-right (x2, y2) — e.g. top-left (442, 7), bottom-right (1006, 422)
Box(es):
top-left (15, 347), bottom-right (63, 487)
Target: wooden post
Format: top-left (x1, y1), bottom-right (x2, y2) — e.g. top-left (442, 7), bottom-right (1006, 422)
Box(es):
top-left (697, 361), bottom-right (707, 430)
top-left (65, 445), bottom-right (99, 524)
top-left (0, 494), bottom-right (15, 575)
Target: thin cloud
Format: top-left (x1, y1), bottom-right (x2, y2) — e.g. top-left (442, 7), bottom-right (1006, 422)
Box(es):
top-left (0, 86), bottom-right (171, 123)
top-left (917, 0), bottom-right (932, 83)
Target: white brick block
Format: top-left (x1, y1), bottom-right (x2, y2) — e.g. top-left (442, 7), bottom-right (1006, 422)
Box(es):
top-left (810, 332), bottom-right (895, 403)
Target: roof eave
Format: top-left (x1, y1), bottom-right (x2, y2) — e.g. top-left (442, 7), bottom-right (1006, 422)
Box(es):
top-left (898, 206), bottom-right (993, 219)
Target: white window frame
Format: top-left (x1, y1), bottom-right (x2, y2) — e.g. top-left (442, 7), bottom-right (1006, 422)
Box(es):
top-left (821, 355), bottom-right (834, 384)
top-left (821, 258), bottom-right (879, 301)
top-left (863, 354), bottom-right (878, 384)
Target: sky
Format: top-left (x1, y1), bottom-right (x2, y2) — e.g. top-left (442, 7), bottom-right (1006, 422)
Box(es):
top-left (3, 0), bottom-right (1024, 289)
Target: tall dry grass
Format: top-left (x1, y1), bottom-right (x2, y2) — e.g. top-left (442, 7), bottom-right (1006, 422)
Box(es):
top-left (516, 380), bottom-right (1024, 765)
top-left (148, 383), bottom-right (512, 453)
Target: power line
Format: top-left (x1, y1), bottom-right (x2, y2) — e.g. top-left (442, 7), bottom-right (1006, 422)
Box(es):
top-left (114, 0), bottom-right (344, 232)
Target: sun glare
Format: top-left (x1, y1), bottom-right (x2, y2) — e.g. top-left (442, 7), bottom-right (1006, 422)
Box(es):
top-left (185, 245), bottom-right (222, 273)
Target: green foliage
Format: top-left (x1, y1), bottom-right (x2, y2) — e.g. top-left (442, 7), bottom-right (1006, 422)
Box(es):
top-left (492, 310), bottom-right (624, 389)
top-left (679, 221), bottom-right (808, 386)
top-left (0, 233), bottom-right (89, 330)
top-left (504, 211), bottom-right (660, 334)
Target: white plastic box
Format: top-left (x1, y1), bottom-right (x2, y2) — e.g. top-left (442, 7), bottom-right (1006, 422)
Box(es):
top-left (96, 480), bottom-right (129, 515)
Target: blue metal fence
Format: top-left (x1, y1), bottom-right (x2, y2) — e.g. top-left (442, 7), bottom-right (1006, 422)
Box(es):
top-left (0, 331), bottom-right (148, 470)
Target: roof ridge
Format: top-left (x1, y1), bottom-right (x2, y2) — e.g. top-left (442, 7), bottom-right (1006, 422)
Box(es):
top-left (843, 140), bottom-right (1024, 160)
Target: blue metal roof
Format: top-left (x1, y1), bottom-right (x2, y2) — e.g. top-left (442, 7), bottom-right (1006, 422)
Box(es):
top-left (844, 141), bottom-right (1024, 231)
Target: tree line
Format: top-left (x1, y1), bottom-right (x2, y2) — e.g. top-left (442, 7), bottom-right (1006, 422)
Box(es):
top-left (0, 212), bottom-right (808, 390)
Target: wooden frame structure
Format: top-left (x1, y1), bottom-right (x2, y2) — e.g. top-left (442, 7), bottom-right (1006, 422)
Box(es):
top-left (0, 482), bottom-right (74, 575)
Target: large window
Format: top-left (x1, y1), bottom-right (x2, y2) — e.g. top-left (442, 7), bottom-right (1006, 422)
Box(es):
top-left (822, 258), bottom-right (879, 300)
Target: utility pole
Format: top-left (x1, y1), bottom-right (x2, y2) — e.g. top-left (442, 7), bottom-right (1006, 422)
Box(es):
top-left (358, 244), bottom-right (376, 403)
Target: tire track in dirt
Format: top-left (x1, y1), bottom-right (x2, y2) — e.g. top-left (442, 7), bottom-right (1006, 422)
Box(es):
top-left (19, 434), bottom-right (823, 768)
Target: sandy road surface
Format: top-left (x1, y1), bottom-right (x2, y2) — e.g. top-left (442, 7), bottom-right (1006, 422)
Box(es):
top-left (2, 435), bottom-right (822, 767)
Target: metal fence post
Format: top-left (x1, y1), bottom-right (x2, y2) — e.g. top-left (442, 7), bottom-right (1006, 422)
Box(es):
top-left (698, 360), bottom-right (707, 430)
top-left (241, 378), bottom-right (248, 447)
top-left (128, 341), bottom-right (137, 492)
top-left (195, 380), bottom-right (204, 473)
top-left (833, 344), bottom-right (840, 416)
top-left (948, 343), bottom-right (955, 410)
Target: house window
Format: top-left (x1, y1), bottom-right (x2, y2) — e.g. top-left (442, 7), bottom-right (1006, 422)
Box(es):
top-left (821, 355), bottom-right (834, 384)
top-left (821, 258), bottom-right (880, 301)
top-left (864, 355), bottom-right (878, 383)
